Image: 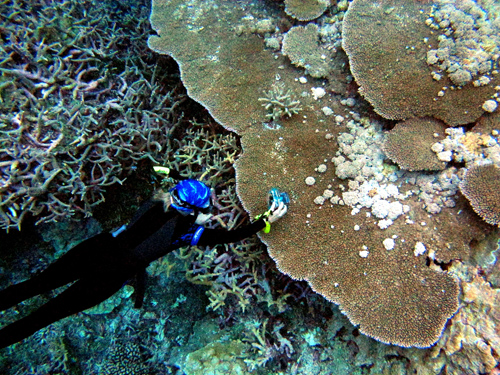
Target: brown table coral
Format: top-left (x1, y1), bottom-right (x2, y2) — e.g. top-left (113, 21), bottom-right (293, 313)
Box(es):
top-left (342, 0), bottom-right (498, 126)
top-left (148, 0), bottom-right (492, 348)
top-left (383, 117), bottom-right (447, 172)
top-left (460, 164), bottom-right (500, 227)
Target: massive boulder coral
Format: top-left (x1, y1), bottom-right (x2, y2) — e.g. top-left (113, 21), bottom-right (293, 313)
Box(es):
top-left (342, 0), bottom-right (498, 126)
top-left (149, 0), bottom-right (492, 348)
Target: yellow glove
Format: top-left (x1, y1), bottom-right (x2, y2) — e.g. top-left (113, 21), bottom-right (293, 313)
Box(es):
top-left (153, 166), bottom-right (170, 176)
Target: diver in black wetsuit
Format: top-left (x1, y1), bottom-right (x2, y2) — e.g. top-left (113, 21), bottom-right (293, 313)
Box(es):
top-left (0, 176), bottom-right (288, 349)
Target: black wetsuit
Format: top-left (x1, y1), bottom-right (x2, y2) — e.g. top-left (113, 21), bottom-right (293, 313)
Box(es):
top-left (0, 200), bottom-right (265, 349)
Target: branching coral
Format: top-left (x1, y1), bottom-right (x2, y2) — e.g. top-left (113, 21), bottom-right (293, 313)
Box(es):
top-left (0, 0), bottom-right (183, 230)
top-left (146, 120), bottom-right (276, 316)
top-left (258, 83), bottom-right (302, 122)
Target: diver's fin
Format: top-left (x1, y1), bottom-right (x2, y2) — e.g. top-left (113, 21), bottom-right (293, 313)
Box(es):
top-left (0, 276), bottom-right (123, 349)
top-left (0, 232), bottom-right (113, 312)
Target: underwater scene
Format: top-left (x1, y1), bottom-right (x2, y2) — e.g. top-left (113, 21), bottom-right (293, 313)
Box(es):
top-left (1, 0), bottom-right (500, 373)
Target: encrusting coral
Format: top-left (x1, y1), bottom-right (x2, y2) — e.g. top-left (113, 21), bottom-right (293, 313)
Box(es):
top-left (148, 0), bottom-right (493, 349)
top-left (425, 0), bottom-right (500, 88)
top-left (342, 0), bottom-right (498, 126)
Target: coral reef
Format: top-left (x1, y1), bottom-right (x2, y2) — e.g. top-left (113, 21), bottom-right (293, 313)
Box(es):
top-left (183, 341), bottom-right (248, 375)
top-left (431, 126), bottom-right (500, 167)
top-left (460, 164), bottom-right (500, 226)
top-left (342, 0), bottom-right (498, 126)
top-left (383, 117), bottom-right (447, 172)
top-left (0, 0), bottom-right (182, 230)
top-left (1, 0), bottom-right (499, 373)
top-left (148, 0), bottom-right (493, 349)
top-left (100, 340), bottom-right (151, 375)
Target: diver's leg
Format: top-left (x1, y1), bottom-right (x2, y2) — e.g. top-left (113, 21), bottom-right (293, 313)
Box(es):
top-left (0, 233), bottom-right (114, 312)
top-left (0, 275), bottom-right (125, 349)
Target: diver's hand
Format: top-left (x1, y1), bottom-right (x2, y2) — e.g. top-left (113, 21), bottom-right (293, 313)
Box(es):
top-left (195, 213), bottom-right (212, 225)
top-left (268, 201), bottom-right (288, 223)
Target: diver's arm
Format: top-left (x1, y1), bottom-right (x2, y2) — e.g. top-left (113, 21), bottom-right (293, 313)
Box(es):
top-left (196, 219), bottom-right (266, 247)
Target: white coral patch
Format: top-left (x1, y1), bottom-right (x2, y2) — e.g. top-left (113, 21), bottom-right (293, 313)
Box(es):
top-left (311, 87), bottom-right (326, 100)
top-left (414, 242), bottom-right (426, 256)
top-left (383, 238), bottom-right (395, 250)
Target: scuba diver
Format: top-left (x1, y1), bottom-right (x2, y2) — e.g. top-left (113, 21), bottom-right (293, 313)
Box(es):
top-left (0, 168), bottom-right (289, 349)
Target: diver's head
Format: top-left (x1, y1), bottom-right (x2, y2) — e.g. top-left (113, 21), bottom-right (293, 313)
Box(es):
top-left (170, 179), bottom-right (211, 215)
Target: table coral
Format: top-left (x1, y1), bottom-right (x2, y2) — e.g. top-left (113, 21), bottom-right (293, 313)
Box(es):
top-left (284, 0), bottom-right (331, 21)
top-left (148, 0), bottom-right (493, 349)
top-left (282, 24), bottom-right (332, 78)
top-left (460, 164), bottom-right (500, 226)
top-left (383, 117), bottom-right (448, 172)
top-left (342, 0), bottom-right (498, 126)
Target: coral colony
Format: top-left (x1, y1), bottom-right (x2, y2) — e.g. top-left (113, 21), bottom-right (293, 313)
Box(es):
top-left (1, 0), bottom-right (500, 374)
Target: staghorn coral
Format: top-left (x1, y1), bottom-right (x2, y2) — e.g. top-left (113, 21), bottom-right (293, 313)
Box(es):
top-left (284, 0), bottom-right (331, 21)
top-left (148, 0), bottom-right (493, 348)
top-left (146, 120), bottom-right (283, 317)
top-left (383, 117), bottom-right (448, 172)
top-left (282, 23), bottom-right (332, 78)
top-left (342, 0), bottom-right (498, 126)
top-left (0, 0), bottom-right (182, 230)
top-left (460, 164), bottom-right (500, 227)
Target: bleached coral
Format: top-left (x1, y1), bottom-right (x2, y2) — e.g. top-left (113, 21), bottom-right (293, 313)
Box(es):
top-left (431, 127), bottom-right (500, 167)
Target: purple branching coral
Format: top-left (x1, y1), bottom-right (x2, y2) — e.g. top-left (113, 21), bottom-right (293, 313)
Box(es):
top-left (0, 0), bottom-right (186, 230)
